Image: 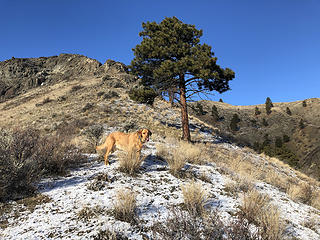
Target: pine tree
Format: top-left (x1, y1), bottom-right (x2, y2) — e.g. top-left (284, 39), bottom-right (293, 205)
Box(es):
top-left (283, 134), bottom-right (290, 142)
top-left (286, 107), bottom-right (292, 115)
top-left (195, 102), bottom-right (205, 115)
top-left (130, 17), bottom-right (235, 141)
top-left (219, 98), bottom-right (224, 103)
top-left (275, 137), bottom-right (283, 148)
top-left (230, 113), bottom-right (240, 131)
top-left (211, 105), bottom-right (219, 122)
top-left (255, 106), bottom-right (261, 115)
top-left (265, 97), bottom-right (273, 115)
top-left (262, 118), bottom-right (268, 126)
top-left (299, 119), bottom-right (305, 129)
top-left (302, 100), bottom-right (307, 107)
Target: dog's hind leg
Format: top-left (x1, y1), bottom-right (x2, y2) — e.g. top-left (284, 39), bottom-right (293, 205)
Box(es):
top-left (104, 138), bottom-right (116, 165)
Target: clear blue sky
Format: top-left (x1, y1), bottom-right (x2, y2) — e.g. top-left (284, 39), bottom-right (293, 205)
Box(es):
top-left (1, 0), bottom-right (319, 105)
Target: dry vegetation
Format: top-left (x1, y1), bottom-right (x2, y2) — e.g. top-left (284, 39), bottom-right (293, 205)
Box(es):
top-left (206, 143), bottom-right (320, 210)
top-left (0, 127), bottom-right (86, 202)
top-left (287, 182), bottom-right (320, 209)
top-left (181, 181), bottom-right (208, 216)
top-left (156, 140), bottom-right (209, 176)
top-left (112, 188), bottom-right (137, 223)
top-left (151, 206), bottom-right (259, 240)
top-left (118, 150), bottom-right (143, 176)
top-left (240, 190), bottom-right (284, 240)
top-left (77, 205), bottom-right (104, 222)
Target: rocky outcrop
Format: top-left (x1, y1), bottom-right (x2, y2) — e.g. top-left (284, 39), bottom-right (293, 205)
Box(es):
top-left (0, 54), bottom-right (136, 100)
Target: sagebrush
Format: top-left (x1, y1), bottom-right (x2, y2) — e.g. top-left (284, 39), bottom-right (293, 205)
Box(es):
top-left (0, 127), bottom-right (85, 202)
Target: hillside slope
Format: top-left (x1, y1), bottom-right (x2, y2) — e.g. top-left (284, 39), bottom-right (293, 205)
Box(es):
top-left (0, 55), bottom-right (319, 239)
top-left (1, 96), bottom-right (320, 239)
top-left (189, 99), bottom-right (320, 179)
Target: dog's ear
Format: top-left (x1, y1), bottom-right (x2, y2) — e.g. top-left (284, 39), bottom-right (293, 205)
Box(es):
top-left (137, 129), bottom-right (143, 136)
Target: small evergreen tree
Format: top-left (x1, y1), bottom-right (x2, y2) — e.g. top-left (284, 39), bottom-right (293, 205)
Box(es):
top-left (275, 137), bottom-right (283, 148)
top-left (299, 119), bottom-right (305, 129)
top-left (286, 107), bottom-right (292, 115)
top-left (283, 134), bottom-right (290, 143)
top-left (255, 106), bottom-right (261, 115)
top-left (262, 118), bottom-right (268, 126)
top-left (265, 97), bottom-right (273, 115)
top-left (219, 98), bottom-right (224, 103)
top-left (262, 134), bottom-right (271, 147)
top-left (230, 113), bottom-right (240, 131)
top-left (211, 105), bottom-right (219, 122)
top-left (128, 86), bottom-right (158, 105)
top-left (302, 100), bottom-right (307, 107)
top-left (195, 102), bottom-right (205, 115)
top-left (253, 142), bottom-right (261, 152)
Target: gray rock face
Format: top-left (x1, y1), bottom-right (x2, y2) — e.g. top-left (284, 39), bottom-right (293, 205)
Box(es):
top-left (0, 54), bottom-right (135, 100)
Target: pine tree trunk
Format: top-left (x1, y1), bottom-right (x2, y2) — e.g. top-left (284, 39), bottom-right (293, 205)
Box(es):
top-left (179, 75), bottom-right (191, 141)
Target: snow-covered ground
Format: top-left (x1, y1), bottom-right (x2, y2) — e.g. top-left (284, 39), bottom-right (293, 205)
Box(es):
top-left (1, 123), bottom-right (320, 239)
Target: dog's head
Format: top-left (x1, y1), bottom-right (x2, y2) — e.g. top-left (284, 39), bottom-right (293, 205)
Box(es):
top-left (138, 129), bottom-right (152, 143)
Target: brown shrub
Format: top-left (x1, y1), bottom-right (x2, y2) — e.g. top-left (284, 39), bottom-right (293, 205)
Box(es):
top-left (156, 143), bottom-right (186, 176)
top-left (151, 207), bottom-right (259, 240)
top-left (0, 127), bottom-right (86, 202)
top-left (77, 205), bottom-right (104, 222)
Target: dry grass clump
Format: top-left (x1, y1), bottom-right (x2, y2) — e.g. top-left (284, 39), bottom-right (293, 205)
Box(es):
top-left (181, 181), bottom-right (208, 216)
top-left (311, 190), bottom-right (320, 210)
top-left (118, 150), bottom-right (142, 176)
top-left (175, 141), bottom-right (205, 164)
top-left (77, 205), bottom-right (104, 222)
top-left (169, 148), bottom-right (187, 175)
top-left (155, 143), bottom-right (171, 160)
top-left (263, 169), bottom-right (289, 191)
top-left (156, 143), bottom-right (186, 176)
top-left (241, 190), bottom-right (271, 223)
top-left (93, 229), bottom-right (127, 240)
top-left (224, 177), bottom-right (254, 196)
top-left (112, 188), bottom-right (137, 223)
top-left (240, 190), bottom-right (284, 240)
top-left (287, 182), bottom-right (320, 210)
top-left (156, 140), bottom-right (207, 176)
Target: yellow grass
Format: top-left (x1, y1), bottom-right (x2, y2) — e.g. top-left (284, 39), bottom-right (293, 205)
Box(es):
top-left (112, 188), bottom-right (137, 222)
top-left (118, 150), bottom-right (142, 176)
top-left (175, 141), bottom-right (204, 164)
top-left (181, 180), bottom-right (208, 216)
top-left (241, 190), bottom-right (283, 240)
top-left (287, 182), bottom-right (320, 210)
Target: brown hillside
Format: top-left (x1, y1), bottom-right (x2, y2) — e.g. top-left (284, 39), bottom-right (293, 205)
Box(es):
top-left (189, 99), bottom-right (320, 179)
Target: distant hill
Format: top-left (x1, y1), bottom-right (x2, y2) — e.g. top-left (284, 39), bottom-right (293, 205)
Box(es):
top-left (189, 98), bottom-right (320, 179)
top-left (0, 53), bottom-right (135, 100)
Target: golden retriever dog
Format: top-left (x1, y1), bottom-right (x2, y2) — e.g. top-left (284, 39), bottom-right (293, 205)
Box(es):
top-left (96, 129), bottom-right (152, 165)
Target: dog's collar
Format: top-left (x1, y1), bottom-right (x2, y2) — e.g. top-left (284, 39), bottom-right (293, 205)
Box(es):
top-left (138, 134), bottom-right (144, 144)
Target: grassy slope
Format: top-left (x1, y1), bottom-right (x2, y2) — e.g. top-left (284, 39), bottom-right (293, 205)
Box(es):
top-left (189, 99), bottom-right (320, 179)
top-left (1, 76), bottom-right (320, 239)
